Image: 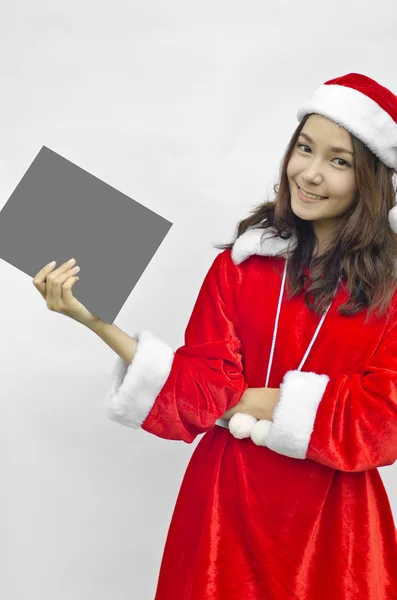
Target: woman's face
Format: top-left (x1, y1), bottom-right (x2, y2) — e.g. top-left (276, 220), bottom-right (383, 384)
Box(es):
top-left (286, 114), bottom-right (358, 235)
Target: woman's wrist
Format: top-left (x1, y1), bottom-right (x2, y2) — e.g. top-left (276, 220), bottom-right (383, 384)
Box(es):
top-left (222, 403), bottom-right (243, 420)
top-left (222, 388), bottom-right (280, 421)
top-left (243, 388), bottom-right (271, 420)
top-left (222, 389), bottom-right (265, 420)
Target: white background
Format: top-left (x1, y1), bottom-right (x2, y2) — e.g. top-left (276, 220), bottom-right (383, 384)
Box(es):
top-left (1, 1), bottom-right (396, 598)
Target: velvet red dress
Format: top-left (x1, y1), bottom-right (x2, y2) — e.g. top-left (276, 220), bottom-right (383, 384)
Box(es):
top-left (106, 227), bottom-right (397, 599)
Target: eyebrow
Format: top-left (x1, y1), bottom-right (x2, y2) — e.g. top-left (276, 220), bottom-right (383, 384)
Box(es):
top-left (299, 132), bottom-right (354, 157)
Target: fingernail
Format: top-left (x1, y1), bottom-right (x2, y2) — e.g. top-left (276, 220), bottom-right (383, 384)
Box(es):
top-left (67, 258), bottom-right (76, 264)
top-left (49, 261), bottom-right (56, 266)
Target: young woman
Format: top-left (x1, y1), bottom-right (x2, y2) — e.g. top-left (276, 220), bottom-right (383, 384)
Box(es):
top-left (105, 73), bottom-right (397, 599)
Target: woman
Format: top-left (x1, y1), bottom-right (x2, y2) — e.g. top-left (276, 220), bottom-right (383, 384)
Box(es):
top-left (34, 73), bottom-right (397, 600)
top-left (106, 73), bottom-right (397, 598)
top-left (103, 73), bottom-right (397, 600)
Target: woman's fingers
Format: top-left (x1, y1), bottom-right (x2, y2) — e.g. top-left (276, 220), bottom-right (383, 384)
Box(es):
top-left (33, 258), bottom-right (95, 325)
top-left (33, 260), bottom-right (59, 298)
top-left (45, 259), bottom-right (78, 309)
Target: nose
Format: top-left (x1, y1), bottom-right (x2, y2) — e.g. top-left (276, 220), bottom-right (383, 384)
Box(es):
top-left (301, 166), bottom-right (323, 186)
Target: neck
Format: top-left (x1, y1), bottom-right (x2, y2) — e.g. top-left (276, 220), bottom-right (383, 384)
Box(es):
top-left (312, 221), bottom-right (338, 257)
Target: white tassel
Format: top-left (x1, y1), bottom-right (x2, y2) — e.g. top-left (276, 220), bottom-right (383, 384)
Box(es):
top-left (388, 206), bottom-right (397, 233)
top-left (229, 412), bottom-right (273, 446)
top-left (250, 419), bottom-right (272, 446)
top-left (229, 413), bottom-right (257, 439)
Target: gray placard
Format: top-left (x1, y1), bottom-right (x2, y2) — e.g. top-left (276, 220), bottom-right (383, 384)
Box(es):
top-left (0, 146), bottom-right (173, 324)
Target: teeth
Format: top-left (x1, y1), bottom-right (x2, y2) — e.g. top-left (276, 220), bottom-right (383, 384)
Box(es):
top-left (300, 187), bottom-right (325, 200)
top-left (305, 192), bottom-right (323, 199)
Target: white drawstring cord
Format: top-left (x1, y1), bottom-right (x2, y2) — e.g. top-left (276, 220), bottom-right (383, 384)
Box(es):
top-left (265, 259), bottom-right (341, 385)
top-left (296, 279), bottom-right (340, 371)
top-left (265, 259), bottom-right (288, 387)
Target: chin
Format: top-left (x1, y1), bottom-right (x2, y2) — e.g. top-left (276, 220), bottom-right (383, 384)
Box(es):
top-left (290, 199), bottom-right (315, 221)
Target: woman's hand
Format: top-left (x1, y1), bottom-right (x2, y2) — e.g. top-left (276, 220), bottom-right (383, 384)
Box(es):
top-left (221, 387), bottom-right (280, 421)
top-left (222, 404), bottom-right (243, 420)
top-left (33, 259), bottom-right (97, 327)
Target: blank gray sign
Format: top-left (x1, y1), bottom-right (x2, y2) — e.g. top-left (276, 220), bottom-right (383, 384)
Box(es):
top-left (0, 146), bottom-right (173, 324)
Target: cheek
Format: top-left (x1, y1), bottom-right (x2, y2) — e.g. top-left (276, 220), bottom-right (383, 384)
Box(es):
top-left (286, 155), bottom-right (301, 179)
top-left (329, 176), bottom-right (357, 199)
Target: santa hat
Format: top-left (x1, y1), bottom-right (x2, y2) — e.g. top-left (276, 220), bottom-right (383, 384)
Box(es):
top-left (296, 73), bottom-right (397, 233)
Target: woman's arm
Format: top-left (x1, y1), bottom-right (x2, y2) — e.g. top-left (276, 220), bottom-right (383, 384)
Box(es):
top-left (88, 318), bottom-right (138, 364)
top-left (105, 251), bottom-right (249, 441)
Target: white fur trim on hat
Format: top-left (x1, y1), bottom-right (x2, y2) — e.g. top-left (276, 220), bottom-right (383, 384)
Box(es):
top-left (105, 330), bottom-right (174, 428)
top-left (265, 370), bottom-right (330, 459)
top-left (297, 83), bottom-right (397, 171)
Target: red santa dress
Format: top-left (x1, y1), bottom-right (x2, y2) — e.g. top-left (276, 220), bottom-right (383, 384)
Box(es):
top-left (106, 226), bottom-right (397, 599)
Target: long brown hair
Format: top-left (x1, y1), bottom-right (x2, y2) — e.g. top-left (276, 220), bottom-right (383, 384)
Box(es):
top-left (214, 114), bottom-right (397, 322)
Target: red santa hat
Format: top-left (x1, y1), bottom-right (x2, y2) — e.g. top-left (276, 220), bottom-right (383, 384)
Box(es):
top-left (296, 73), bottom-right (397, 233)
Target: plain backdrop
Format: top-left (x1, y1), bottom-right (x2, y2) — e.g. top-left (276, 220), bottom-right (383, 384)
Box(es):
top-left (1, 1), bottom-right (397, 598)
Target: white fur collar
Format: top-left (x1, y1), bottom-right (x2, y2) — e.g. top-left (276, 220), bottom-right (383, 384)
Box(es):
top-left (231, 227), bottom-right (298, 265)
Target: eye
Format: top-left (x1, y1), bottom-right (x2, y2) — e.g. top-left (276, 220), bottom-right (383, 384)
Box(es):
top-left (297, 143), bottom-right (311, 153)
top-left (296, 144), bottom-right (351, 168)
top-left (334, 157), bottom-right (351, 167)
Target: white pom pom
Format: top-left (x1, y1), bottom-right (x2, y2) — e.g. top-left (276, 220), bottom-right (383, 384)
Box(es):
top-left (388, 206), bottom-right (397, 233)
top-left (229, 413), bottom-right (257, 439)
top-left (250, 419), bottom-right (272, 446)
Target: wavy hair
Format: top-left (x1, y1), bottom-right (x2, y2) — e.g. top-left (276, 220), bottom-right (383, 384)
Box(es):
top-left (214, 114), bottom-right (397, 322)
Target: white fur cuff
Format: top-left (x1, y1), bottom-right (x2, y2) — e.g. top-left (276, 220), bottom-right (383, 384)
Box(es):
top-left (266, 370), bottom-right (330, 459)
top-left (105, 330), bottom-right (174, 429)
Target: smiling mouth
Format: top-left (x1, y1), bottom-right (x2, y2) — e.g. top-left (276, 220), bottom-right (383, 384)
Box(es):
top-left (296, 183), bottom-right (328, 200)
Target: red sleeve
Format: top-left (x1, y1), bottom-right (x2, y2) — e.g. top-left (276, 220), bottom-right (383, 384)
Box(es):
top-left (105, 250), bottom-right (248, 442)
top-left (266, 308), bottom-right (397, 472)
